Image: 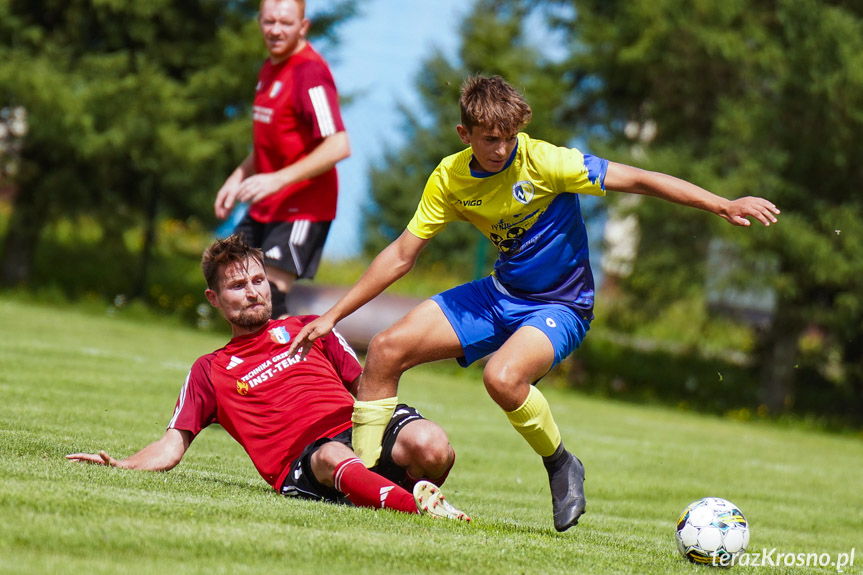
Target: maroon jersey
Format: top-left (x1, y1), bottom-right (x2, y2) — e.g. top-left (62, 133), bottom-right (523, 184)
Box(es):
top-left (168, 316), bottom-right (361, 489)
top-left (250, 43), bottom-right (345, 223)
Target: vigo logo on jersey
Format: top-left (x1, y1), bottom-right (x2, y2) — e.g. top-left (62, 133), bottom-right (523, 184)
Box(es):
top-left (512, 180), bottom-right (535, 205)
top-left (236, 380), bottom-right (250, 396)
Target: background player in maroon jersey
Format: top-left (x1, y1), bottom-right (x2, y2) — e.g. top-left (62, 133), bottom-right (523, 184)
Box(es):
top-left (67, 235), bottom-right (468, 521)
top-left (214, 0), bottom-right (351, 319)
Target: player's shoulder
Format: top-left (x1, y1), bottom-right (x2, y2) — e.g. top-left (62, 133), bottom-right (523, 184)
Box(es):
top-left (434, 146), bottom-right (473, 180)
top-left (519, 132), bottom-right (587, 172)
top-left (269, 314), bottom-right (326, 335)
top-left (289, 314), bottom-right (321, 327)
top-left (298, 42), bottom-right (329, 63)
top-left (188, 350), bottom-right (218, 380)
top-left (519, 132), bottom-right (572, 155)
top-left (288, 44), bottom-right (334, 74)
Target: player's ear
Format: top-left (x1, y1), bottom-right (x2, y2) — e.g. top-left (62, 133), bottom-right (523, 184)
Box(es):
top-left (205, 288), bottom-right (221, 309)
top-left (299, 17), bottom-right (311, 37)
top-left (456, 125), bottom-right (471, 146)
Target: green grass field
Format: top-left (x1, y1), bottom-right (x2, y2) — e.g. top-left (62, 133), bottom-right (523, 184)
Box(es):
top-left (1, 298), bottom-right (860, 574)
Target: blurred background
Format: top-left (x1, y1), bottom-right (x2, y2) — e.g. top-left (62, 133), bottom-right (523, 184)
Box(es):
top-left (1, 0), bottom-right (861, 429)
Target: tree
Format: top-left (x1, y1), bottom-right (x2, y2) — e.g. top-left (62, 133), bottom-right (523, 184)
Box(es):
top-left (364, 0), bottom-right (574, 274)
top-left (539, 0), bottom-right (863, 420)
top-left (0, 0), bottom-right (356, 297)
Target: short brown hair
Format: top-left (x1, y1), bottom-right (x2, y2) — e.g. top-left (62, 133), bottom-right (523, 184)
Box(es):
top-left (201, 234), bottom-right (265, 291)
top-left (459, 75), bottom-right (532, 134)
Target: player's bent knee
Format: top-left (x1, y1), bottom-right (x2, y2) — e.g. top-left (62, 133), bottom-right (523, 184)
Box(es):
top-left (310, 441), bottom-right (356, 486)
top-left (395, 421), bottom-right (453, 474)
top-left (367, 328), bottom-right (413, 373)
top-left (483, 367), bottom-right (530, 411)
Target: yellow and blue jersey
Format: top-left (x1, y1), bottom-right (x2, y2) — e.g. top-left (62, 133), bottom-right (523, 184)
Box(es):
top-left (407, 132), bottom-right (608, 319)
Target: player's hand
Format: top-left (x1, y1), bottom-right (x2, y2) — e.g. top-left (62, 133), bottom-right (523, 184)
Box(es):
top-left (287, 316), bottom-right (336, 359)
top-left (66, 450), bottom-right (125, 468)
top-left (236, 173), bottom-right (283, 205)
top-left (721, 197), bottom-right (780, 227)
top-left (215, 181), bottom-right (241, 220)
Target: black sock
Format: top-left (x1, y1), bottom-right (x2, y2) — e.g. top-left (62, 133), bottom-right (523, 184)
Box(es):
top-left (542, 442), bottom-right (568, 472)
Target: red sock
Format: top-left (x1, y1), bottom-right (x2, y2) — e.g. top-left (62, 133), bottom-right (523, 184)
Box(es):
top-left (333, 458), bottom-right (418, 514)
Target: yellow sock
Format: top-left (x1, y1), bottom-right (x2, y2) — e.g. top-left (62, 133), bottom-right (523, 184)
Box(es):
top-left (505, 386), bottom-right (561, 458)
top-left (351, 397), bottom-right (398, 467)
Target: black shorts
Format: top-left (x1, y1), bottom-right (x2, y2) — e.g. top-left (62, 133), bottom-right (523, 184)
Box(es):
top-left (279, 404), bottom-right (425, 503)
top-left (233, 215), bottom-right (331, 280)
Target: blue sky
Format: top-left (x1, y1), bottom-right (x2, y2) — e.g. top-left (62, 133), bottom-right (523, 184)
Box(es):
top-left (316, 0), bottom-right (470, 259)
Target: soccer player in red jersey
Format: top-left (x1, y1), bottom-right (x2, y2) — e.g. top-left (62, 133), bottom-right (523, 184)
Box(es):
top-left (215, 0), bottom-right (350, 319)
top-left (67, 235), bottom-right (468, 521)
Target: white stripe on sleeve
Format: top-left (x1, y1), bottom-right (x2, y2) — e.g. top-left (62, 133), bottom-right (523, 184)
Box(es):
top-left (308, 85), bottom-right (336, 137)
top-left (167, 371), bottom-right (192, 429)
top-left (333, 327), bottom-right (359, 362)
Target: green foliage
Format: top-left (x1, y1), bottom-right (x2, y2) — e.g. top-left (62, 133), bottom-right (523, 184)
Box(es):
top-left (4, 213), bottom-right (216, 327)
top-left (0, 0), bottom-right (356, 290)
top-left (569, 334), bottom-right (760, 414)
top-left (0, 0), bottom-right (257, 217)
top-left (540, 0), bottom-right (863, 414)
top-left (315, 255), bottom-right (472, 300)
top-left (2, 299), bottom-right (862, 574)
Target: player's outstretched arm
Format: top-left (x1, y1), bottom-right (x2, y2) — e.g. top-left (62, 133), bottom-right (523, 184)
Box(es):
top-left (604, 162), bottom-right (780, 227)
top-left (66, 428), bottom-right (192, 472)
top-left (288, 230), bottom-right (430, 358)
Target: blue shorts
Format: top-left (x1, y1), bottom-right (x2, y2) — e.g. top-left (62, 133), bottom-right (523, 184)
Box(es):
top-left (431, 276), bottom-right (591, 368)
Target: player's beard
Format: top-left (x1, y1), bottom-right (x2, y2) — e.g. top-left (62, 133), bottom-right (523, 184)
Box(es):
top-left (232, 300), bottom-right (272, 330)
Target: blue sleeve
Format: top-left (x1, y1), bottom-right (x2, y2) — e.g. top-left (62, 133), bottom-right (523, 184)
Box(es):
top-left (583, 154), bottom-right (609, 191)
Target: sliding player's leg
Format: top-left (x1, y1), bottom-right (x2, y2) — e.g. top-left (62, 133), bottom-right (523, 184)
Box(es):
top-left (375, 407), bottom-right (456, 489)
top-left (300, 438), bottom-right (468, 520)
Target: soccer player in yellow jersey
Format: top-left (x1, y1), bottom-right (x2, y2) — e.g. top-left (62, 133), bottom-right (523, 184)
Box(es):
top-left (288, 75), bottom-right (780, 531)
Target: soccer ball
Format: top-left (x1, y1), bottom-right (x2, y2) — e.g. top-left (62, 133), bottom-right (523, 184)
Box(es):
top-left (675, 497), bottom-right (750, 566)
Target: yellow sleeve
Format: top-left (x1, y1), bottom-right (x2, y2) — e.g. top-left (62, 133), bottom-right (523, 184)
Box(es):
top-left (406, 164), bottom-right (462, 239)
top-left (529, 138), bottom-right (607, 197)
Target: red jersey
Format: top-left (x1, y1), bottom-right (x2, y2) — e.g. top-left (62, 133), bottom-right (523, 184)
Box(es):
top-left (250, 43), bottom-right (345, 223)
top-left (168, 316), bottom-right (361, 490)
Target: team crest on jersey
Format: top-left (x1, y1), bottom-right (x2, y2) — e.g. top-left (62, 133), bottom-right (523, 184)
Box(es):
top-left (236, 380), bottom-right (250, 396)
top-left (512, 181), bottom-right (535, 205)
top-left (269, 326), bottom-right (291, 345)
top-left (269, 81), bottom-right (283, 98)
